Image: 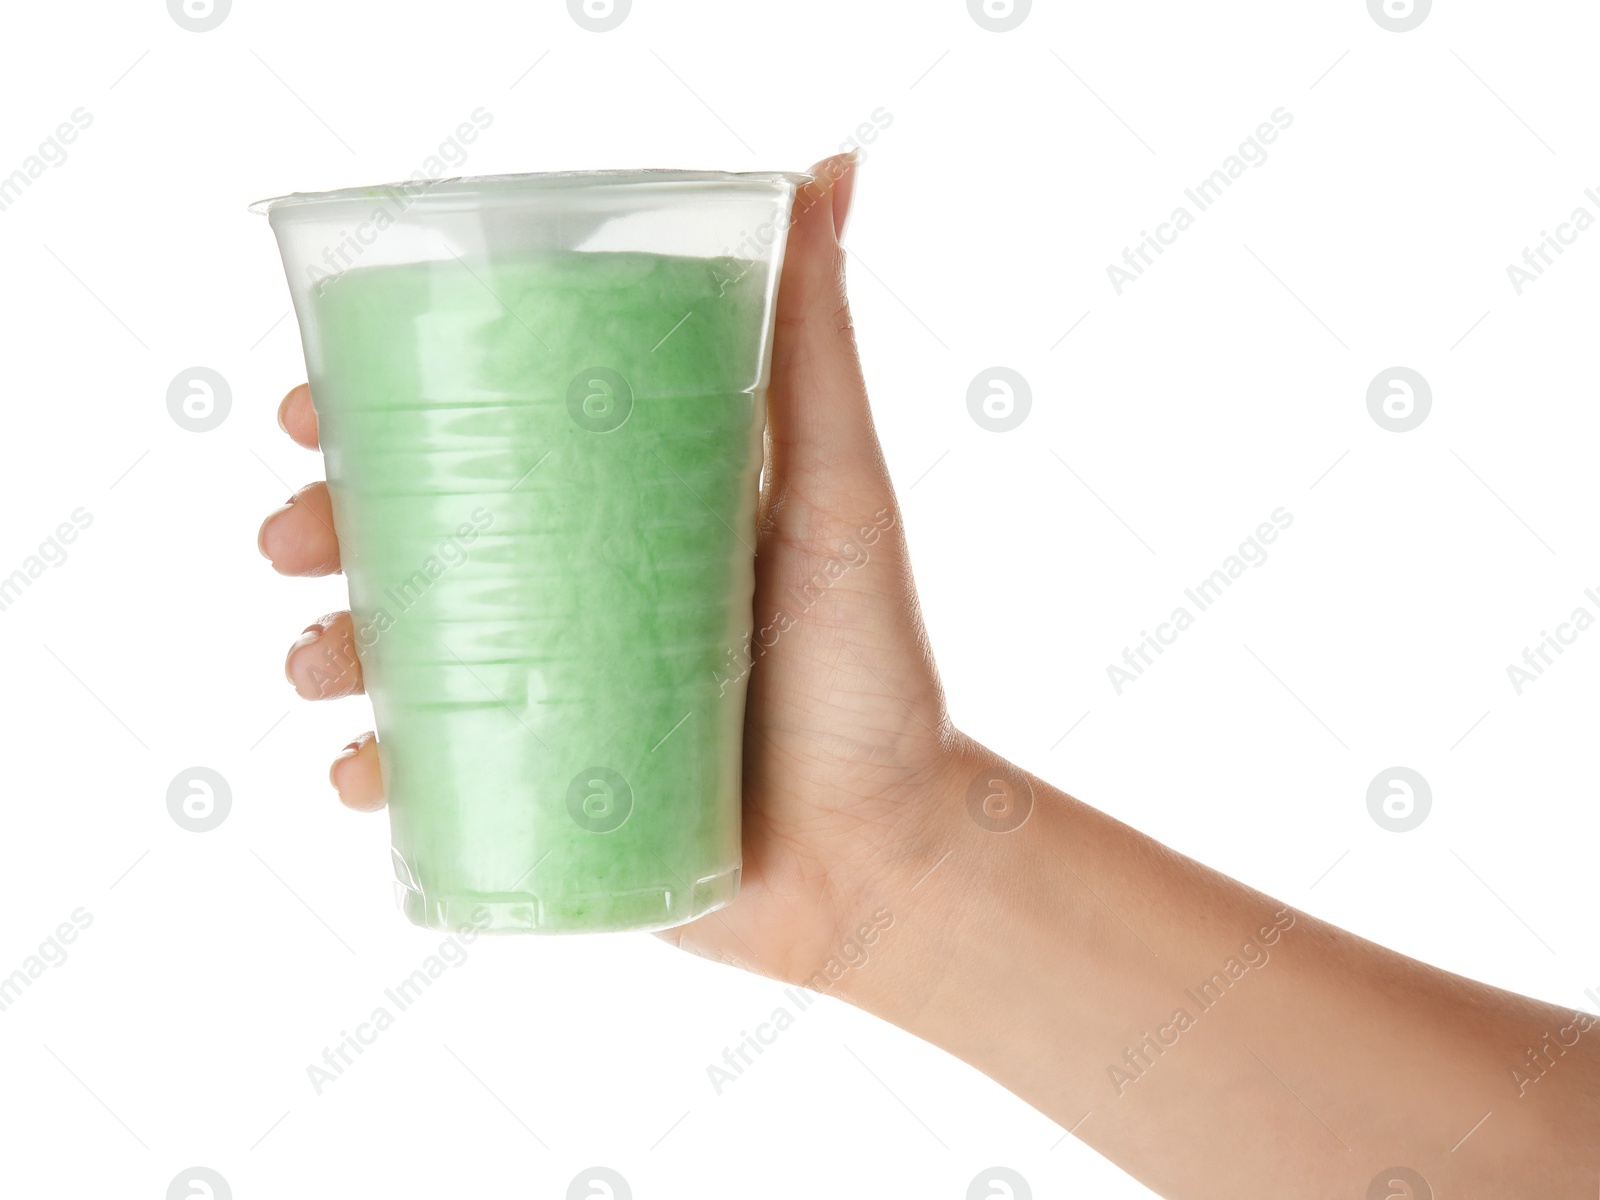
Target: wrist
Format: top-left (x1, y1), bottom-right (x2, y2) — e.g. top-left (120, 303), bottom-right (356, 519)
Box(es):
top-left (786, 733), bottom-right (977, 1005)
top-left (824, 737), bottom-right (1188, 1129)
top-left (828, 734), bottom-right (1054, 1016)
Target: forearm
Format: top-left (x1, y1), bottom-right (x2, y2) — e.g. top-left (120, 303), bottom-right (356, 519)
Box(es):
top-left (840, 738), bottom-right (1599, 1198)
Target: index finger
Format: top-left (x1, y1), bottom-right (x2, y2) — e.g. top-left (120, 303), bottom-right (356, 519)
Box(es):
top-left (277, 383), bottom-right (319, 450)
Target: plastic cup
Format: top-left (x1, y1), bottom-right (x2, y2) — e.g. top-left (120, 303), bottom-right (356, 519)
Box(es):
top-left (253, 170), bottom-right (806, 932)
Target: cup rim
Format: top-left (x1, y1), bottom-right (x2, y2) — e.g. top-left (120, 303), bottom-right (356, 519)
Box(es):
top-left (249, 168), bottom-right (815, 215)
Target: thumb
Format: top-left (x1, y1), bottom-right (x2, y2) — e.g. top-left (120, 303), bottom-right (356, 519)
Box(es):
top-left (764, 151), bottom-right (886, 485)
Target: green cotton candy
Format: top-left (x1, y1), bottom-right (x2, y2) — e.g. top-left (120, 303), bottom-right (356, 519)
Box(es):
top-left (307, 249), bottom-right (769, 932)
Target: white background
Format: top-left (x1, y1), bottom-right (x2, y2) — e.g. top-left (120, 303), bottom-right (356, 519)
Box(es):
top-left (1, 1), bottom-right (1596, 1196)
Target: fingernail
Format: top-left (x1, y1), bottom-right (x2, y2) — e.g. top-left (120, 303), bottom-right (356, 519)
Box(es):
top-left (285, 624), bottom-right (322, 686)
top-left (833, 150), bottom-right (861, 240)
top-left (257, 501), bottom-right (294, 561)
top-left (329, 741), bottom-right (362, 791)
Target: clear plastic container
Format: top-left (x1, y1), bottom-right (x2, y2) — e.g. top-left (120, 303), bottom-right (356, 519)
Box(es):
top-left (253, 170), bottom-right (806, 932)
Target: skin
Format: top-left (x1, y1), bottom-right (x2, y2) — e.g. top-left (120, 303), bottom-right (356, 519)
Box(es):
top-left (260, 153), bottom-right (1599, 1197)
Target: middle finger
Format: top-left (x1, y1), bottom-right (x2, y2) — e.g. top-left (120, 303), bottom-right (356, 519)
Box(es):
top-left (259, 481), bottom-right (342, 576)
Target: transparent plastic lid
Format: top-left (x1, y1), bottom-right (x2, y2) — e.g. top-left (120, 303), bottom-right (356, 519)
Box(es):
top-left (249, 169), bottom-right (814, 216)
